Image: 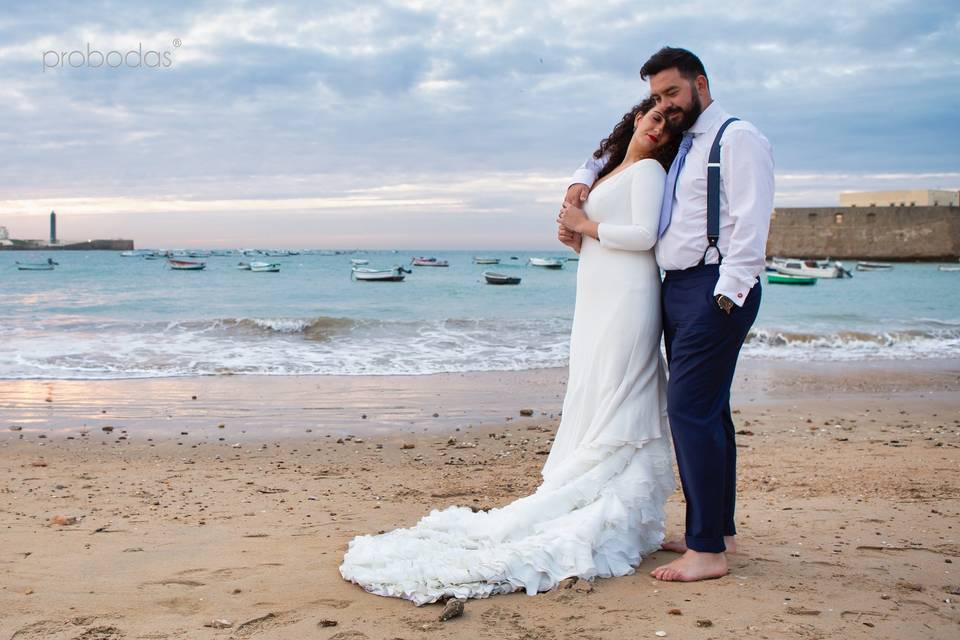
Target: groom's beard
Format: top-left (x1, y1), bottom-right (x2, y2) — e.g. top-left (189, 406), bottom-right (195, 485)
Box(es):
top-left (666, 90), bottom-right (703, 134)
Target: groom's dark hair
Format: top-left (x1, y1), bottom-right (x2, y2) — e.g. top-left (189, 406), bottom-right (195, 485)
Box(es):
top-left (640, 47), bottom-right (708, 84)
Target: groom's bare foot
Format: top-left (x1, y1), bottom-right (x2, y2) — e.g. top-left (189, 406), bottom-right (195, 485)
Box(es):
top-left (650, 550), bottom-right (729, 582)
top-left (661, 536), bottom-right (737, 554)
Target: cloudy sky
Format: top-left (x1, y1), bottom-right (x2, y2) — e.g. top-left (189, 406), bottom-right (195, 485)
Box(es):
top-left (1, 0), bottom-right (957, 248)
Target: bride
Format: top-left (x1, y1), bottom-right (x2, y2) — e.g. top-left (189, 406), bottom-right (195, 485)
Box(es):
top-left (340, 97), bottom-right (680, 605)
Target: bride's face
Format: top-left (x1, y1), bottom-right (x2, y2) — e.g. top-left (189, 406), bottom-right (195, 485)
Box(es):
top-left (632, 108), bottom-right (670, 155)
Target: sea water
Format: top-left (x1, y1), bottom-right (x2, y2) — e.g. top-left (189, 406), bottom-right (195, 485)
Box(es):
top-left (3, 250), bottom-right (959, 379)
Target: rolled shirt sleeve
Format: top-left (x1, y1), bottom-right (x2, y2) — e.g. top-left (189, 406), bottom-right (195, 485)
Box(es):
top-left (713, 127), bottom-right (775, 306)
top-left (570, 154), bottom-right (608, 189)
top-left (597, 159), bottom-right (666, 252)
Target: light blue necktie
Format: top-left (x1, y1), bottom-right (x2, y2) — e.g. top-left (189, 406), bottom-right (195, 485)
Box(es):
top-left (658, 132), bottom-right (694, 238)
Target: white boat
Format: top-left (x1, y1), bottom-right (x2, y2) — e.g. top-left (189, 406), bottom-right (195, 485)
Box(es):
top-left (352, 266), bottom-right (407, 282)
top-left (250, 261), bottom-right (281, 272)
top-left (411, 257), bottom-right (449, 267)
top-left (529, 257), bottom-right (564, 269)
top-left (16, 259), bottom-right (57, 271)
top-left (938, 265), bottom-right (960, 272)
top-left (473, 256), bottom-right (500, 265)
top-left (774, 259), bottom-right (841, 279)
top-left (350, 258), bottom-right (369, 266)
top-left (167, 259), bottom-right (206, 271)
top-left (856, 261), bottom-right (893, 272)
top-left (236, 261), bottom-right (251, 270)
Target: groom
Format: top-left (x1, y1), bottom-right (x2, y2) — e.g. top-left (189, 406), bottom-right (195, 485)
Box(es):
top-left (559, 47), bottom-right (774, 582)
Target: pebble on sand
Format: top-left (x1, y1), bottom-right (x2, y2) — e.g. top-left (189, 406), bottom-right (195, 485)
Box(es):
top-left (439, 598), bottom-right (465, 621)
top-left (203, 619), bottom-right (233, 629)
top-left (50, 515), bottom-right (78, 526)
top-left (317, 619), bottom-right (338, 627)
top-left (519, 408), bottom-right (534, 416)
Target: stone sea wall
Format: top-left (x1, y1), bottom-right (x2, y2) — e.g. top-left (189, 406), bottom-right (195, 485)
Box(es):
top-left (766, 206), bottom-right (960, 260)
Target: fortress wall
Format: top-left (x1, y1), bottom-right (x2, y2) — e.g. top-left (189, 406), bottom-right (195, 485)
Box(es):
top-left (766, 206), bottom-right (960, 260)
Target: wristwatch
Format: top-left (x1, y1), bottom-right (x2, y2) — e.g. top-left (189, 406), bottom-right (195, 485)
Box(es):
top-left (715, 294), bottom-right (734, 315)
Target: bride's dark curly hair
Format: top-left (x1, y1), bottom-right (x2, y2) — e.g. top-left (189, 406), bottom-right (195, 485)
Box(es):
top-left (592, 96), bottom-right (680, 180)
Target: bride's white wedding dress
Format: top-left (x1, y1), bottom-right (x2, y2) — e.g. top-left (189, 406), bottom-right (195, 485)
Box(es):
top-left (340, 158), bottom-right (673, 605)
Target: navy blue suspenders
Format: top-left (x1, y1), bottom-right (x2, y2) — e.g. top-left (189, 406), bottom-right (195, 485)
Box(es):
top-left (700, 116), bottom-right (739, 265)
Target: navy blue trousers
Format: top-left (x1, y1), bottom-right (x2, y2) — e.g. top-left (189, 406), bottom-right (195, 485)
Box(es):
top-left (661, 263), bottom-right (760, 553)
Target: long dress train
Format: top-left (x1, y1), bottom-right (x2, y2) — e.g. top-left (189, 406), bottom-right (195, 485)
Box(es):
top-left (340, 158), bottom-right (673, 605)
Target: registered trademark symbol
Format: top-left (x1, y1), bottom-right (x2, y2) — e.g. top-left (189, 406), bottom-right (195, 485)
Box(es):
top-left (173, 38), bottom-right (182, 47)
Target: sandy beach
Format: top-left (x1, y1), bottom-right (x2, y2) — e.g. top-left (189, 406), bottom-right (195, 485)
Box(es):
top-left (1, 360), bottom-right (958, 639)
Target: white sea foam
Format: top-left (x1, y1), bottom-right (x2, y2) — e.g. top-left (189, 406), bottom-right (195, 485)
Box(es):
top-left (741, 327), bottom-right (960, 361)
top-left (1, 316), bottom-right (958, 380)
top-left (0, 316), bottom-right (573, 379)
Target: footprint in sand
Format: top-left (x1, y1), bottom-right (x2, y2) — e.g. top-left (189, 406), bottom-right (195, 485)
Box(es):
top-left (73, 627), bottom-right (124, 640)
top-left (155, 596), bottom-right (202, 615)
top-left (309, 597), bottom-right (352, 609)
top-left (327, 632), bottom-right (368, 640)
top-left (233, 611), bottom-right (299, 637)
top-left (10, 619), bottom-right (125, 640)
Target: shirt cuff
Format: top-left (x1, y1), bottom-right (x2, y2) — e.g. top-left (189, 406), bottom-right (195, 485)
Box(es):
top-left (713, 274), bottom-right (755, 307)
top-left (570, 168), bottom-right (597, 188)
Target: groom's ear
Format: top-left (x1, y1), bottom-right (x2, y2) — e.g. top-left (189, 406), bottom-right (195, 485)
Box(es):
top-left (695, 74), bottom-right (710, 97)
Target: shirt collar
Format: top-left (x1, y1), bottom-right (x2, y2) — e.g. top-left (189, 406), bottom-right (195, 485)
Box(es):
top-left (688, 101), bottom-right (728, 137)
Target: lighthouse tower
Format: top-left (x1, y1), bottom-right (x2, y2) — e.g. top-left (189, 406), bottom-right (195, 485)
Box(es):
top-left (49, 210), bottom-right (57, 245)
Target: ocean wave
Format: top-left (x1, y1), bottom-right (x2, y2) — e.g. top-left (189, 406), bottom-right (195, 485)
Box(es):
top-left (0, 315), bottom-right (573, 379)
top-left (742, 327), bottom-right (960, 361)
top-left (2, 317), bottom-right (959, 380)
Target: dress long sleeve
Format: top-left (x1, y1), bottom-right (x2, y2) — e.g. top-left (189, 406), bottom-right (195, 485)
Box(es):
top-left (596, 159), bottom-right (665, 252)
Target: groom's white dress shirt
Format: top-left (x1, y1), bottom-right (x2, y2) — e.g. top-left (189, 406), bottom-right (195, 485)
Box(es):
top-left (570, 102), bottom-right (775, 306)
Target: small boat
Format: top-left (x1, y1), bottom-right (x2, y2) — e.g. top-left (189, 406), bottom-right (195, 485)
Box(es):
top-left (767, 273), bottom-right (816, 285)
top-left (187, 250), bottom-right (212, 258)
top-left (236, 261), bottom-right (251, 270)
top-left (938, 265), bottom-right (960, 272)
top-left (483, 271), bottom-right (521, 285)
top-left (352, 266), bottom-right (406, 282)
top-left (856, 261), bottom-right (893, 272)
top-left (250, 261), bottom-right (281, 272)
top-left (473, 256), bottom-right (500, 265)
top-left (774, 259), bottom-right (841, 279)
top-left (529, 257), bottom-right (564, 269)
top-left (16, 258), bottom-right (58, 271)
top-left (411, 257), bottom-right (449, 267)
top-left (350, 259), bottom-right (369, 266)
top-left (566, 256), bottom-right (579, 262)
top-left (167, 259), bottom-right (206, 271)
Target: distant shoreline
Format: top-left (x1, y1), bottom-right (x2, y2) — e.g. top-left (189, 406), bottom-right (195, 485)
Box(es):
top-left (1, 246), bottom-right (958, 262)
